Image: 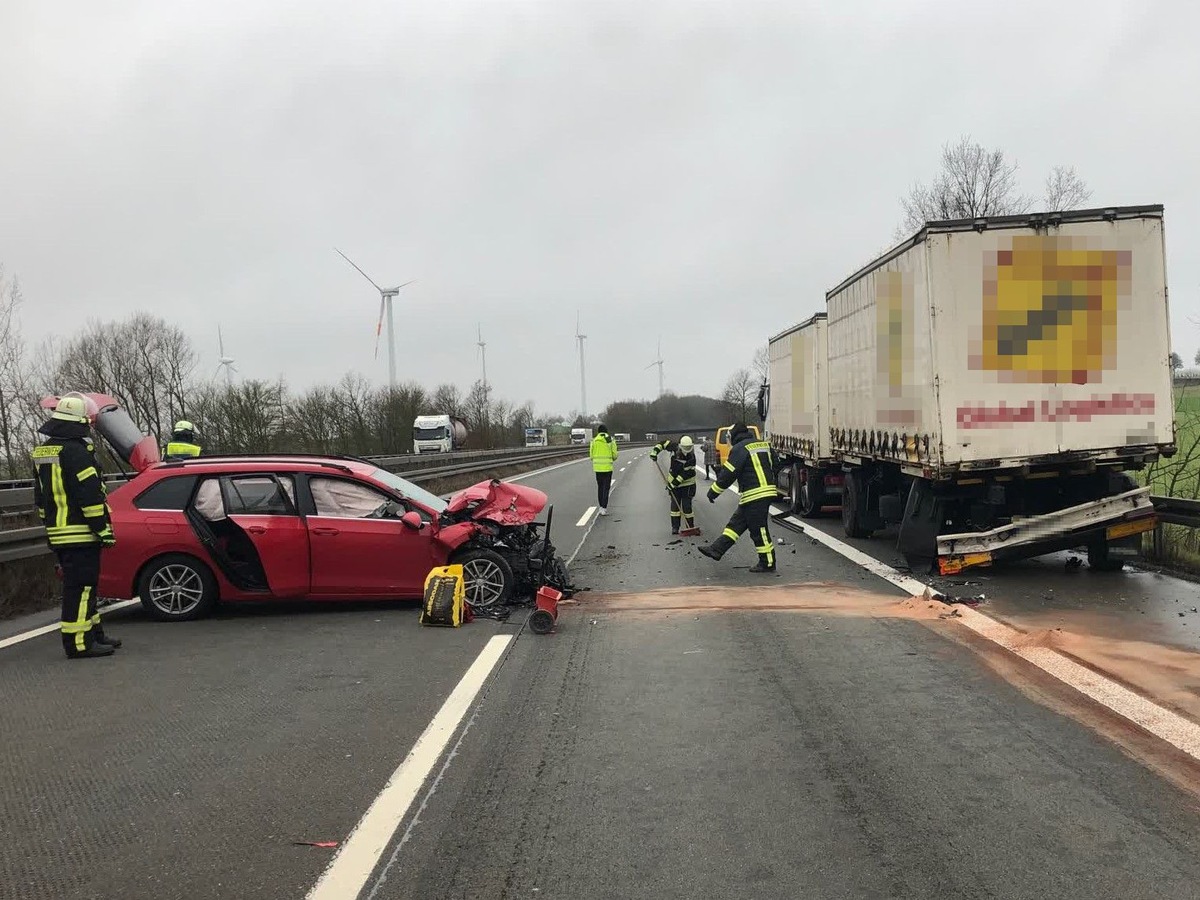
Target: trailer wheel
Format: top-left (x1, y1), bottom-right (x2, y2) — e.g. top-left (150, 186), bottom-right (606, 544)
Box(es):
top-left (797, 467), bottom-right (825, 519)
top-left (842, 471), bottom-right (875, 539)
top-left (1087, 540), bottom-right (1125, 572)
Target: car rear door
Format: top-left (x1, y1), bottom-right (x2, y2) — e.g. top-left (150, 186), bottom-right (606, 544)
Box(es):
top-left (304, 476), bottom-right (439, 597)
top-left (222, 474), bottom-right (311, 597)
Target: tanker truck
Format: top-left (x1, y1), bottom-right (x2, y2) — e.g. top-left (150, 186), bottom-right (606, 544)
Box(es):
top-left (413, 414), bottom-right (468, 453)
top-left (761, 204), bottom-right (1176, 575)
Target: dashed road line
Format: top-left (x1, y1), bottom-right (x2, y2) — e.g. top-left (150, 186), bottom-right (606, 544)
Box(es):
top-left (576, 507), bottom-right (596, 527)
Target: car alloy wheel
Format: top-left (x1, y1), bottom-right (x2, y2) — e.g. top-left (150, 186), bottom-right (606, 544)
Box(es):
top-left (148, 563), bottom-right (206, 617)
top-left (462, 557), bottom-right (507, 609)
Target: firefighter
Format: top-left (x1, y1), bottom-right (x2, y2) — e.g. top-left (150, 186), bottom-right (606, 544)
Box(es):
top-left (32, 394), bottom-right (120, 659)
top-left (664, 436), bottom-right (698, 534)
top-left (589, 424), bottom-right (618, 515)
top-left (698, 423), bottom-right (779, 573)
top-left (163, 420), bottom-right (202, 461)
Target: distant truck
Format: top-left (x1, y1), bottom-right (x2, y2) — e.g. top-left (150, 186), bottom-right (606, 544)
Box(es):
top-left (413, 414), bottom-right (468, 453)
top-left (762, 205), bottom-right (1176, 575)
top-left (524, 427), bottom-right (548, 447)
top-left (645, 432), bottom-right (658, 442)
top-left (613, 432), bottom-right (631, 443)
top-left (570, 427), bottom-right (594, 445)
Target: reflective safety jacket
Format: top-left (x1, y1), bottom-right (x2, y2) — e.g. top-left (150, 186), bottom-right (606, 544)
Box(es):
top-left (668, 450), bottom-right (697, 489)
top-left (589, 433), bottom-right (618, 473)
top-left (710, 438), bottom-right (778, 505)
top-left (31, 437), bottom-right (113, 547)
top-left (163, 440), bottom-right (202, 460)
top-left (649, 439), bottom-right (676, 460)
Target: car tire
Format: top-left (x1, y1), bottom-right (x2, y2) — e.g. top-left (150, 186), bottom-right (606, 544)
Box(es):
top-left (454, 548), bottom-right (515, 609)
top-left (138, 553), bottom-right (219, 622)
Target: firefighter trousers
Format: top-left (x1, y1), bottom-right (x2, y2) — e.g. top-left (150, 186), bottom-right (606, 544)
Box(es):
top-left (708, 499), bottom-right (774, 567)
top-left (57, 545), bottom-right (102, 655)
top-left (669, 485), bottom-right (695, 532)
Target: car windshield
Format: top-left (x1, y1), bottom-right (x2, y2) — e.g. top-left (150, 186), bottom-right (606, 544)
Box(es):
top-left (369, 467), bottom-right (448, 513)
top-left (414, 426), bottom-right (447, 440)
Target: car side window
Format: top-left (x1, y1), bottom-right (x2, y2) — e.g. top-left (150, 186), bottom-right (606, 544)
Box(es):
top-left (310, 477), bottom-right (394, 519)
top-left (717, 428), bottom-right (730, 444)
top-left (225, 475), bottom-right (297, 516)
top-left (134, 475), bottom-right (198, 511)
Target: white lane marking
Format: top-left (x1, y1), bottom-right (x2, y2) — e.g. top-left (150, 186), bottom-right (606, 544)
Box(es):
top-left (772, 507), bottom-right (930, 597)
top-left (307, 635), bottom-right (513, 900)
top-left (576, 507), bottom-right (596, 527)
top-left (774, 508), bottom-right (1200, 763)
top-left (619, 467), bottom-right (627, 473)
top-left (0, 599), bottom-right (141, 652)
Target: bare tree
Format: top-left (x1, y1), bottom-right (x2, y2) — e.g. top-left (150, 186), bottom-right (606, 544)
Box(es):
top-left (752, 345), bottom-right (769, 385)
top-left (899, 136), bottom-right (1031, 234)
top-left (430, 383), bottom-right (463, 418)
top-left (721, 368), bottom-right (756, 422)
top-left (0, 266), bottom-right (38, 477)
top-left (1193, 348), bottom-right (1200, 367)
top-left (1044, 165), bottom-right (1092, 212)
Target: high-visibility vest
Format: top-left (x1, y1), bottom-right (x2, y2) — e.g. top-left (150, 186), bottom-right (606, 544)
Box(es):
top-left (163, 441), bottom-right (202, 460)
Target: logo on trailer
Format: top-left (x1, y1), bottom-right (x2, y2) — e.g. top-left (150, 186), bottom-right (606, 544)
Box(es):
top-left (972, 236), bottom-right (1132, 384)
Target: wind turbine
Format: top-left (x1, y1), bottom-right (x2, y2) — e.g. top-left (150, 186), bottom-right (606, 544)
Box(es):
top-left (576, 312), bottom-right (588, 418)
top-left (477, 323), bottom-right (488, 400)
top-left (334, 247), bottom-right (415, 388)
top-left (215, 325), bottom-right (237, 388)
top-left (646, 337), bottom-right (665, 397)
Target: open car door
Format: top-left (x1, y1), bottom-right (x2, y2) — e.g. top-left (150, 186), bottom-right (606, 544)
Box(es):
top-left (39, 392), bottom-right (162, 472)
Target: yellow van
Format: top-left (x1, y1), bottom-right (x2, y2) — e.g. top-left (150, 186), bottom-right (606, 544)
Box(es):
top-left (710, 424), bottom-right (762, 473)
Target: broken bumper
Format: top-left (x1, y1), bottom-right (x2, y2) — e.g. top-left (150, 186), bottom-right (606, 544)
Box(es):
top-left (936, 487), bottom-right (1157, 576)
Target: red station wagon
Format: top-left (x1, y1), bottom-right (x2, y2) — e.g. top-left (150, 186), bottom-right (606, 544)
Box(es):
top-left (43, 394), bottom-right (567, 621)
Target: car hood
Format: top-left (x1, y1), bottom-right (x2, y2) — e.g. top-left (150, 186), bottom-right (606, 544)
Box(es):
top-left (445, 480), bottom-right (548, 525)
top-left (39, 392), bottom-right (162, 473)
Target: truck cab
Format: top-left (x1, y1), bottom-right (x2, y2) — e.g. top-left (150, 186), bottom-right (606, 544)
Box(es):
top-left (413, 414), bottom-right (467, 453)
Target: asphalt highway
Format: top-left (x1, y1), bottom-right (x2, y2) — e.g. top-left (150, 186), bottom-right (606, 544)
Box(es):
top-left (4, 451), bottom-right (1200, 899)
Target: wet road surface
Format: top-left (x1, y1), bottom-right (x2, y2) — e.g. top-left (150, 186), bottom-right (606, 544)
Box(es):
top-left (4, 451), bottom-right (1200, 899)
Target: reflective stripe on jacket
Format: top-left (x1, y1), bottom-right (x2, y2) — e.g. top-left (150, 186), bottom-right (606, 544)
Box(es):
top-left (669, 450), bottom-right (697, 488)
top-left (589, 434), bottom-right (618, 472)
top-left (31, 439), bottom-right (112, 546)
top-left (710, 439), bottom-right (777, 505)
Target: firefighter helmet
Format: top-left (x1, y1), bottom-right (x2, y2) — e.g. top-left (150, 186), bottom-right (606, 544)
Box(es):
top-left (173, 420), bottom-right (196, 436)
top-left (679, 435), bottom-right (694, 451)
top-left (50, 394), bottom-right (91, 424)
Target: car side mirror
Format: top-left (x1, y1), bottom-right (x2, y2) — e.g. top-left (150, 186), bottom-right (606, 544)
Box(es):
top-left (400, 511), bottom-right (424, 531)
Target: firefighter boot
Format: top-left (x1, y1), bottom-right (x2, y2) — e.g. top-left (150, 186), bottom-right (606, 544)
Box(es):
top-left (93, 627), bottom-right (122, 649)
top-left (62, 634), bottom-right (115, 659)
top-left (748, 558), bottom-right (777, 574)
top-left (699, 534), bottom-right (734, 562)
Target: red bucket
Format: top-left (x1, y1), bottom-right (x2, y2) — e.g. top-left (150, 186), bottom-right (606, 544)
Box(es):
top-left (528, 586), bottom-right (562, 634)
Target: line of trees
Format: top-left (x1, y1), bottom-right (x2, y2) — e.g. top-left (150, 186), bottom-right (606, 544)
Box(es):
top-left (0, 287), bottom-right (572, 478)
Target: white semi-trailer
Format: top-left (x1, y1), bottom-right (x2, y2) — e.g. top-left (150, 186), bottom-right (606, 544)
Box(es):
top-left (763, 205), bottom-right (1176, 575)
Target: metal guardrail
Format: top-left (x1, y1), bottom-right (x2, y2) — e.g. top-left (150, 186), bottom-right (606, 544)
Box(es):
top-left (1150, 495), bottom-right (1200, 528)
top-left (0, 445), bottom-right (597, 565)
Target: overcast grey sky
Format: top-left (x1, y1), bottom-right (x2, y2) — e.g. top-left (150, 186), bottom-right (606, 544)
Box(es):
top-left (3, 0), bottom-right (1198, 416)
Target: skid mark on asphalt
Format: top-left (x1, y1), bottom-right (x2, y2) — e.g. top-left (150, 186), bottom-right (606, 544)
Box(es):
top-left (773, 509), bottom-right (1200, 765)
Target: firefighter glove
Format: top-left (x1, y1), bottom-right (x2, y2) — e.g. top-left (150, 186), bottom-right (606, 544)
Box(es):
top-left (706, 489), bottom-right (717, 504)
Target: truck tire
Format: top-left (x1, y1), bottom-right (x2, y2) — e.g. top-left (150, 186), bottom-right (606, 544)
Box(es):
top-left (1087, 540), bottom-right (1125, 572)
top-left (842, 471), bottom-right (875, 539)
top-left (797, 467), bottom-right (825, 519)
